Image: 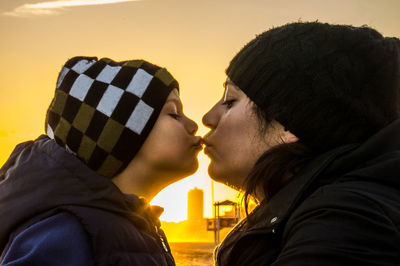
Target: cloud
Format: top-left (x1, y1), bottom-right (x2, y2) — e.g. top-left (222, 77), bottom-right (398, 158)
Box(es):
top-left (3, 0), bottom-right (140, 17)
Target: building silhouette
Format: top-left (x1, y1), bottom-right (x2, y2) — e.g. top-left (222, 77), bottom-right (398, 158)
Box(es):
top-left (161, 187), bottom-right (241, 243)
top-left (188, 187), bottom-right (203, 221)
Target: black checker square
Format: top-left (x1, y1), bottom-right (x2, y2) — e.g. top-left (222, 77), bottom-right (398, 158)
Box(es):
top-left (111, 92), bottom-right (140, 125)
top-left (111, 127), bottom-right (144, 162)
top-left (85, 110), bottom-right (108, 141)
top-left (66, 126), bottom-right (84, 153)
top-left (84, 80), bottom-right (108, 108)
top-left (54, 135), bottom-right (65, 148)
top-left (140, 61), bottom-right (159, 76)
top-left (46, 110), bottom-right (60, 132)
top-left (84, 60), bottom-right (107, 79)
top-left (110, 66), bottom-right (138, 89)
top-left (64, 56), bottom-right (94, 68)
top-left (87, 145), bottom-right (108, 171)
top-left (62, 95), bottom-right (82, 123)
top-left (105, 59), bottom-right (122, 67)
top-left (141, 78), bottom-right (171, 111)
top-left (59, 70), bottom-right (79, 94)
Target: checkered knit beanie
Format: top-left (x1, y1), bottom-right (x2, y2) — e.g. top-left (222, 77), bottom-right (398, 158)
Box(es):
top-left (227, 22), bottom-right (400, 151)
top-left (45, 56), bottom-right (179, 178)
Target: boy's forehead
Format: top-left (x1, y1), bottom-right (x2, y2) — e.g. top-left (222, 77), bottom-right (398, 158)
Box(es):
top-left (167, 89), bottom-right (180, 100)
top-left (166, 89), bottom-right (182, 107)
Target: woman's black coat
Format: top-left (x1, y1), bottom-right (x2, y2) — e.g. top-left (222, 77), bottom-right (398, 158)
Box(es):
top-left (215, 119), bottom-right (400, 266)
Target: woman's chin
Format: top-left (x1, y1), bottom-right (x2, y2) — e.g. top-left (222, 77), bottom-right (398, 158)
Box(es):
top-left (207, 164), bottom-right (227, 183)
top-left (207, 164), bottom-right (243, 190)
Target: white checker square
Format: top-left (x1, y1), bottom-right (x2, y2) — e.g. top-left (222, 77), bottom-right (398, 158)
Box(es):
top-left (71, 59), bottom-right (96, 74)
top-left (126, 69), bottom-right (153, 98)
top-left (56, 67), bottom-right (69, 89)
top-left (96, 65), bottom-right (122, 84)
top-left (96, 84), bottom-right (124, 117)
top-left (70, 74), bottom-right (94, 101)
top-left (46, 124), bottom-right (55, 140)
top-left (126, 100), bottom-right (154, 134)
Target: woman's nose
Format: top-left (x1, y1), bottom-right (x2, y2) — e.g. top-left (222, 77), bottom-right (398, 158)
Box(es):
top-left (202, 101), bottom-right (220, 129)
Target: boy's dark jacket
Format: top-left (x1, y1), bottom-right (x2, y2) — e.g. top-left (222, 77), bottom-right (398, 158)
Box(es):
top-left (216, 119), bottom-right (400, 265)
top-left (0, 135), bottom-right (175, 265)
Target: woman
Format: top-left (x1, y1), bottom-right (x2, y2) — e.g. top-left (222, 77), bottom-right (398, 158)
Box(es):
top-left (0, 56), bottom-right (202, 265)
top-left (203, 22), bottom-right (400, 265)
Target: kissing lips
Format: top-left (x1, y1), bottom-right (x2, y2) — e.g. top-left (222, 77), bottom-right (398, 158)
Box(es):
top-left (192, 143), bottom-right (203, 152)
top-left (203, 145), bottom-right (215, 157)
top-left (192, 138), bottom-right (203, 151)
top-left (202, 137), bottom-right (214, 157)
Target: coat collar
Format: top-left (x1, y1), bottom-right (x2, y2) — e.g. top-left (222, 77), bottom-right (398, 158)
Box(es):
top-left (247, 118), bottom-right (400, 232)
top-left (248, 143), bottom-right (358, 232)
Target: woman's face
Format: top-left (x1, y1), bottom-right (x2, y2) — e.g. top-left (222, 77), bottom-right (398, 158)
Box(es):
top-left (137, 89), bottom-right (202, 179)
top-left (202, 80), bottom-right (290, 189)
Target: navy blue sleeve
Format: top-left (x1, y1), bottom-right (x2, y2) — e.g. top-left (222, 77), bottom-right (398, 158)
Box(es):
top-left (2, 212), bottom-right (94, 266)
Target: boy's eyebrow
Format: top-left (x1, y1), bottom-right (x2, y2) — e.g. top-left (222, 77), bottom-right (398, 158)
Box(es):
top-left (166, 98), bottom-right (183, 109)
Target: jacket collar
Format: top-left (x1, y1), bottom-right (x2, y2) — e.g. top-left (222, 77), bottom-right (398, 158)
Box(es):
top-left (247, 118), bottom-right (400, 232)
top-left (248, 143), bottom-right (357, 232)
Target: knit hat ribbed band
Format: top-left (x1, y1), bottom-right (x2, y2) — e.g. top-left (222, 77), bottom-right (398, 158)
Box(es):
top-left (227, 22), bottom-right (400, 151)
top-left (45, 56), bottom-right (179, 177)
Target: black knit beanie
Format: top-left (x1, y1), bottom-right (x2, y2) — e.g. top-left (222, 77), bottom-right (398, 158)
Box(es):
top-left (227, 22), bottom-right (400, 151)
top-left (45, 56), bottom-right (179, 178)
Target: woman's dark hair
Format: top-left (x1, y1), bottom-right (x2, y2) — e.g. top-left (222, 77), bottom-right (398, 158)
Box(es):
top-left (243, 105), bottom-right (315, 216)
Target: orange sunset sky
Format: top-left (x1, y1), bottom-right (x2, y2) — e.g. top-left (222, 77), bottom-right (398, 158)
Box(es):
top-left (1, 0), bottom-right (399, 222)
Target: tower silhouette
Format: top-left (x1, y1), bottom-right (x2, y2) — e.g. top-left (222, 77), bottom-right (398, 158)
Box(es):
top-left (188, 187), bottom-right (204, 221)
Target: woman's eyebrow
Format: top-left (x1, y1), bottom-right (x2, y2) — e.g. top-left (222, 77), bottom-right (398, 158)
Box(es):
top-left (223, 86), bottom-right (229, 102)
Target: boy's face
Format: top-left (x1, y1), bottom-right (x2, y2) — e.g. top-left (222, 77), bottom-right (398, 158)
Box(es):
top-left (134, 89), bottom-right (202, 180)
